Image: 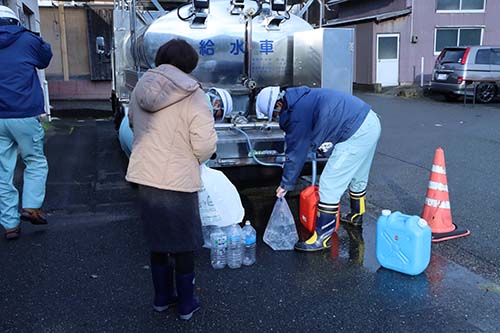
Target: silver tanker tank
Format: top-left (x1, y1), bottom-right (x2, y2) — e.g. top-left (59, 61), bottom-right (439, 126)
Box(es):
top-left (134, 0), bottom-right (313, 89)
top-left (113, 0), bottom-right (354, 167)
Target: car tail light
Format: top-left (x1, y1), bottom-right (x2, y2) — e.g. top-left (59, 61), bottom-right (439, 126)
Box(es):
top-left (461, 47), bottom-right (471, 65)
top-left (457, 76), bottom-right (463, 84)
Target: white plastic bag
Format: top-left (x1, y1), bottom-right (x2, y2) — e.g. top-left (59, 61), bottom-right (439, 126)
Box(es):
top-left (263, 198), bottom-right (299, 251)
top-left (198, 165), bottom-right (245, 227)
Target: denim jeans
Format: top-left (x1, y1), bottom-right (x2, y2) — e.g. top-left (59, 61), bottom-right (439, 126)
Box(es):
top-left (319, 110), bottom-right (381, 204)
top-left (0, 117), bottom-right (48, 230)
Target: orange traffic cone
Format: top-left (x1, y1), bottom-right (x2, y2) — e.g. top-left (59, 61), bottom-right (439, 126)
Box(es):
top-left (422, 147), bottom-right (470, 242)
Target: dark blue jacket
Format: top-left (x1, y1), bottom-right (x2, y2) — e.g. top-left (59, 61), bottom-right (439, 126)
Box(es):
top-left (279, 86), bottom-right (371, 191)
top-left (0, 25), bottom-right (52, 118)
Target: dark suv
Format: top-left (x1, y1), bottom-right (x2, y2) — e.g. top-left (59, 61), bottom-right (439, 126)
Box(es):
top-left (430, 46), bottom-right (500, 103)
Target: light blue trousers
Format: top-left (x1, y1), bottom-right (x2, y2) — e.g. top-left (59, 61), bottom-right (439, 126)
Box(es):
top-left (319, 110), bottom-right (381, 204)
top-left (0, 117), bottom-right (48, 230)
top-left (119, 111), bottom-right (133, 158)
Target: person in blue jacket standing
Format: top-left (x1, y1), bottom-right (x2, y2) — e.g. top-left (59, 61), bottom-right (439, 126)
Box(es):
top-left (0, 6), bottom-right (52, 240)
top-left (256, 86), bottom-right (381, 251)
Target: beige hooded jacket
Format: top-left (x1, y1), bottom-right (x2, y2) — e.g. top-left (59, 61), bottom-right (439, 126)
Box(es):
top-left (125, 64), bottom-right (217, 192)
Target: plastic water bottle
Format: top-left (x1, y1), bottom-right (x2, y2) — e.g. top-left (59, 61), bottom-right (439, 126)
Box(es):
top-left (226, 224), bottom-right (243, 269)
top-left (242, 220), bottom-right (257, 266)
top-left (202, 225), bottom-right (212, 249)
top-left (210, 227), bottom-right (227, 269)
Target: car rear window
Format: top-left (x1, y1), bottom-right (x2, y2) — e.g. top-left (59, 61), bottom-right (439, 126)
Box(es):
top-left (440, 49), bottom-right (466, 64)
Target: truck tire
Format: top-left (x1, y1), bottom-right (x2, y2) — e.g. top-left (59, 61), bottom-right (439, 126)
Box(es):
top-left (475, 82), bottom-right (498, 103)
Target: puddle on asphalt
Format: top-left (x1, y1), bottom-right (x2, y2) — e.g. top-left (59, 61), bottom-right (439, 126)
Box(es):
top-left (478, 283), bottom-right (500, 294)
top-left (237, 183), bottom-right (500, 303)
top-left (238, 184), bottom-right (381, 272)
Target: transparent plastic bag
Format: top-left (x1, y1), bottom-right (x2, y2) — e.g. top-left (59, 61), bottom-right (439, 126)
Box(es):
top-left (263, 198), bottom-right (299, 251)
top-left (198, 165), bottom-right (245, 227)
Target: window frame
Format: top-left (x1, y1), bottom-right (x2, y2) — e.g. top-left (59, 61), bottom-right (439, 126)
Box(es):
top-left (434, 27), bottom-right (484, 54)
top-left (436, 0), bottom-right (486, 13)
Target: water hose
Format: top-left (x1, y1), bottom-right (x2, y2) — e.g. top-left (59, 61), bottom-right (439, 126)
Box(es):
top-left (311, 152), bottom-right (317, 185)
top-left (231, 126), bottom-right (283, 168)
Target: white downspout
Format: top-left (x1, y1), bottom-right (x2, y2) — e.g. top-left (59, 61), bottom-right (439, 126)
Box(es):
top-left (420, 57), bottom-right (424, 87)
top-left (43, 79), bottom-right (51, 121)
top-left (410, 0), bottom-right (414, 43)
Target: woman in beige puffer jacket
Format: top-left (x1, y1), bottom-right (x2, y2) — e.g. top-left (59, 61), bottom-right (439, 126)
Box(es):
top-left (126, 39), bottom-right (216, 321)
top-left (126, 61), bottom-right (216, 191)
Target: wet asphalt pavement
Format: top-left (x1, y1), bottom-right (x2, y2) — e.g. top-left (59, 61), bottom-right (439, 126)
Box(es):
top-left (1, 94), bottom-right (499, 331)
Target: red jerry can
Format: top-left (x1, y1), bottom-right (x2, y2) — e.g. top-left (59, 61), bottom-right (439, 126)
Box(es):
top-left (299, 185), bottom-right (319, 233)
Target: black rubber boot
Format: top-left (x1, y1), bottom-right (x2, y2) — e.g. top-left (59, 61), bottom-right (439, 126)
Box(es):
top-left (176, 272), bottom-right (200, 320)
top-left (295, 201), bottom-right (339, 252)
top-left (342, 190), bottom-right (366, 226)
top-left (151, 256), bottom-right (178, 312)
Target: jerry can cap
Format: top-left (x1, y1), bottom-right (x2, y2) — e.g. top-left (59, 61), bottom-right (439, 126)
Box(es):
top-left (418, 218), bottom-right (428, 228)
top-left (381, 209), bottom-right (391, 216)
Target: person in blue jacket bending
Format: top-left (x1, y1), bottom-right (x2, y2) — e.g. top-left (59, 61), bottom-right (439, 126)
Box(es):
top-left (256, 86), bottom-right (381, 251)
top-left (0, 6), bottom-right (52, 240)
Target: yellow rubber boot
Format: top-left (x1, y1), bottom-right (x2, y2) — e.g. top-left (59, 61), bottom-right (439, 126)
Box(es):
top-left (342, 190), bottom-right (366, 227)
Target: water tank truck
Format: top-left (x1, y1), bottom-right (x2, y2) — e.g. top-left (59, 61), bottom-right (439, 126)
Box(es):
top-left (110, 0), bottom-right (354, 167)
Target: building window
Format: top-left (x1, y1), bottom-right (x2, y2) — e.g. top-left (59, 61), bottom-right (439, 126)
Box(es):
top-left (435, 28), bottom-right (482, 53)
top-left (21, 4), bottom-right (33, 30)
top-left (436, 0), bottom-right (485, 12)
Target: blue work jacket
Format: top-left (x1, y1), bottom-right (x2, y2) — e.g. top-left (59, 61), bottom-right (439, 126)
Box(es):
top-left (279, 86), bottom-right (371, 191)
top-left (0, 25), bottom-right (52, 118)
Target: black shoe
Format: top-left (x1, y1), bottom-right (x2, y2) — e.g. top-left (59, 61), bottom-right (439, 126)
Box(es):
top-left (4, 226), bottom-right (21, 240)
top-left (21, 208), bottom-right (48, 225)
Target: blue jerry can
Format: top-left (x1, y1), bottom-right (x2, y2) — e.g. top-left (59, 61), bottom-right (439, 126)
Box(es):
top-left (376, 210), bottom-right (432, 276)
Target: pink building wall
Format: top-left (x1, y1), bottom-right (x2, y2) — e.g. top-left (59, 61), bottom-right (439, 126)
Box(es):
top-left (372, 0), bottom-right (500, 85)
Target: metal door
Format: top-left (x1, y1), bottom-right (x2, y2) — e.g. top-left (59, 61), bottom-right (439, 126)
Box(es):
top-left (376, 34), bottom-right (399, 87)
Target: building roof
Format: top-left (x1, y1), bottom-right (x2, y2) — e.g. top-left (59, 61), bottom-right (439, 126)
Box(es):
top-left (324, 7), bottom-right (412, 27)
